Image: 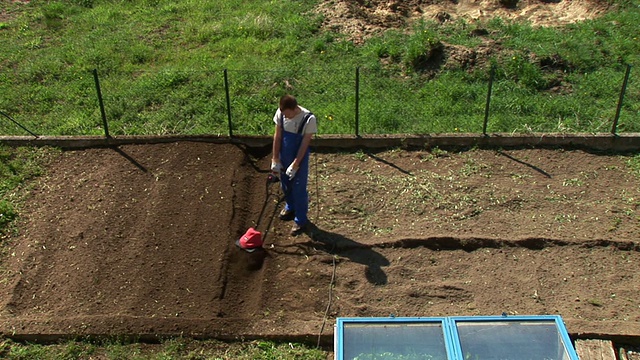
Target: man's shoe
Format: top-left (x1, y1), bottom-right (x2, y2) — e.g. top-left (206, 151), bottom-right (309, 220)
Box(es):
top-left (279, 208), bottom-right (295, 221)
top-left (290, 222), bottom-right (307, 236)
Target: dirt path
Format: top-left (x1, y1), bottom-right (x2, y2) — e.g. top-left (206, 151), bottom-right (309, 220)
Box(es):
top-left (1, 143), bottom-right (639, 343)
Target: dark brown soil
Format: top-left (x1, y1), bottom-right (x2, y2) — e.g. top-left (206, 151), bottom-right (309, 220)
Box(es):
top-left (1, 143), bottom-right (639, 346)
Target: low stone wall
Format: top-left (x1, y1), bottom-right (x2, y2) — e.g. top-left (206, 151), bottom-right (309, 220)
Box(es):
top-left (2, 133), bottom-right (640, 151)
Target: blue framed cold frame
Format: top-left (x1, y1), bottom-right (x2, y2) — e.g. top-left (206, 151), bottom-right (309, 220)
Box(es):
top-left (334, 315), bottom-right (580, 360)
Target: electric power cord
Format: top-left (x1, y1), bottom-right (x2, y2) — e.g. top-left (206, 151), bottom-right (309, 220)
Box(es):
top-left (317, 254), bottom-right (337, 348)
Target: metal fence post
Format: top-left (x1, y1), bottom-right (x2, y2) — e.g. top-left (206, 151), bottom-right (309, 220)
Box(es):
top-left (92, 69), bottom-right (110, 138)
top-left (355, 66), bottom-right (360, 137)
top-left (611, 64), bottom-right (632, 136)
top-left (224, 69), bottom-right (233, 138)
top-left (483, 65), bottom-right (495, 136)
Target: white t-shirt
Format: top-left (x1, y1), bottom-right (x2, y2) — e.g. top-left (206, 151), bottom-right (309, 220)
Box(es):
top-left (273, 106), bottom-right (318, 135)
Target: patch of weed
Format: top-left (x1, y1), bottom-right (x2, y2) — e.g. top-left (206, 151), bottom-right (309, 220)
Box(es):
top-left (627, 154), bottom-right (640, 178)
top-left (0, 146), bottom-right (59, 235)
top-left (0, 338), bottom-right (328, 359)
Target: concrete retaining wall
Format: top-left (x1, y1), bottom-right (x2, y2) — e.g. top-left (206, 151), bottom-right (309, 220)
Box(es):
top-left (2, 133), bottom-right (640, 151)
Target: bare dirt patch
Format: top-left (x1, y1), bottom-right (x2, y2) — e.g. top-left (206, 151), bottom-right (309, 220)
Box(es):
top-left (316, 0), bottom-right (611, 43)
top-left (1, 143), bottom-right (639, 343)
top-left (0, 1), bottom-right (30, 23)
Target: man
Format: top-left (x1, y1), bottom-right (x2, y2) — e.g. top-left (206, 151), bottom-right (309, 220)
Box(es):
top-left (270, 95), bottom-right (317, 236)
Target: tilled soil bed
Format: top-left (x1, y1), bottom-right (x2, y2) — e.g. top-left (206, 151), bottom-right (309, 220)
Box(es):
top-left (1, 143), bottom-right (639, 346)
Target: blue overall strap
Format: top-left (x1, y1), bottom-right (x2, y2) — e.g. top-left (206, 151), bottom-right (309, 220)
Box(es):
top-left (297, 112), bottom-right (313, 135)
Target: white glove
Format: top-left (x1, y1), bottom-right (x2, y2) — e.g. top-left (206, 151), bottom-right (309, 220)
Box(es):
top-left (271, 160), bottom-right (282, 173)
top-left (286, 164), bottom-right (298, 179)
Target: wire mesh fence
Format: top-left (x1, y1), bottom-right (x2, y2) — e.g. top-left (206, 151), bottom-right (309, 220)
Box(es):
top-left (0, 64), bottom-right (637, 137)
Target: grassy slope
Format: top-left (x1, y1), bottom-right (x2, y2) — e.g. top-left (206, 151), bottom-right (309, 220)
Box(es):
top-left (1, 0), bottom-right (639, 136)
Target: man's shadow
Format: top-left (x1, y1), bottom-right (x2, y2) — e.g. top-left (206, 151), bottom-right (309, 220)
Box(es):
top-left (303, 223), bottom-right (389, 285)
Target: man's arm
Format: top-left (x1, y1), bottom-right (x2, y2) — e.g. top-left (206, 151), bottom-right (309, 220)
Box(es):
top-left (272, 124), bottom-right (282, 163)
top-left (291, 133), bottom-right (313, 169)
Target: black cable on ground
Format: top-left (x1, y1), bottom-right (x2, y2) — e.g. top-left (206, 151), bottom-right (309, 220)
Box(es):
top-left (317, 255), bottom-right (337, 348)
top-left (314, 145), bottom-right (320, 222)
top-left (313, 129), bottom-right (331, 348)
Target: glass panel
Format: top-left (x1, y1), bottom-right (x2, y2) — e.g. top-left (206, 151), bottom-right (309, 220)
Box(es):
top-left (343, 322), bottom-right (448, 360)
top-left (456, 321), bottom-right (571, 360)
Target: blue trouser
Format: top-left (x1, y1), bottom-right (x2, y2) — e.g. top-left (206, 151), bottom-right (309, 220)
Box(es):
top-left (279, 130), bottom-right (310, 226)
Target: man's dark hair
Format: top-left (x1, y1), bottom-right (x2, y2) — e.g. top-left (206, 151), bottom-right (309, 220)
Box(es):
top-left (279, 95), bottom-right (298, 111)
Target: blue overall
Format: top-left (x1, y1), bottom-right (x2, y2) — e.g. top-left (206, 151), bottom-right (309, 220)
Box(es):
top-left (279, 113), bottom-right (313, 227)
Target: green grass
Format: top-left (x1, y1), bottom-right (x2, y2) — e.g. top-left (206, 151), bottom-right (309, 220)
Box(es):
top-left (0, 145), bottom-right (59, 237)
top-left (1, 0), bottom-right (638, 136)
top-left (0, 338), bottom-right (329, 359)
